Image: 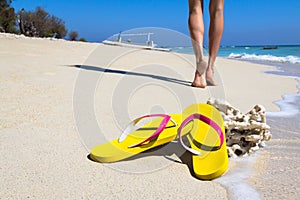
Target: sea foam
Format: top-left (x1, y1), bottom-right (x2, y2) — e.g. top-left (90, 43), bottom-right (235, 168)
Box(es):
top-left (266, 77), bottom-right (300, 118)
top-left (228, 53), bottom-right (300, 64)
top-left (216, 155), bottom-right (261, 200)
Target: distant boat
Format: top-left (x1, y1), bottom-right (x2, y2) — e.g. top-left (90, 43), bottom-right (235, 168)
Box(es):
top-left (102, 32), bottom-right (171, 52)
top-left (263, 46), bottom-right (278, 50)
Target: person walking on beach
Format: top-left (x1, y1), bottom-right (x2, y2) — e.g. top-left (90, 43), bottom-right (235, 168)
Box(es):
top-left (188, 0), bottom-right (224, 88)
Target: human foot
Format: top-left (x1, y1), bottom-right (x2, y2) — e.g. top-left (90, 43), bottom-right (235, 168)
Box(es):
top-left (191, 60), bottom-right (207, 88)
top-left (206, 67), bottom-right (218, 86)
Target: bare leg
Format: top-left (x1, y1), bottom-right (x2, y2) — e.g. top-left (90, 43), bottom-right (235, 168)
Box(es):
top-left (207, 0), bottom-right (224, 85)
top-left (188, 0), bottom-right (207, 88)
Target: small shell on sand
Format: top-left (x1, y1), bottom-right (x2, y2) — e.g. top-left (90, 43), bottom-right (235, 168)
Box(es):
top-left (207, 98), bottom-right (272, 157)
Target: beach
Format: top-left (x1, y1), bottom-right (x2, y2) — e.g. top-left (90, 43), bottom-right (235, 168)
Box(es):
top-left (0, 33), bottom-right (299, 199)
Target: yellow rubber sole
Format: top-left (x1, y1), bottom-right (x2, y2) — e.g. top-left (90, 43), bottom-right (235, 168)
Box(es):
top-left (90, 113), bottom-right (182, 163)
top-left (184, 104), bottom-right (228, 180)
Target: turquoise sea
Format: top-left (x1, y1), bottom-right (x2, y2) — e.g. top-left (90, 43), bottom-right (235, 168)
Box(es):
top-left (173, 45), bottom-right (300, 65)
top-left (173, 45), bottom-right (300, 78)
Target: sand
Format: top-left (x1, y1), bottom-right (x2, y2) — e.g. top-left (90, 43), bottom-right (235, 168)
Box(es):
top-left (0, 33), bottom-right (299, 199)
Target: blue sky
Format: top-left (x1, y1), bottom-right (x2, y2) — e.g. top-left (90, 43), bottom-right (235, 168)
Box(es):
top-left (12, 0), bottom-right (300, 45)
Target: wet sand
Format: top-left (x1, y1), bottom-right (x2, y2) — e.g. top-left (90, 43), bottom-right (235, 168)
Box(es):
top-left (247, 80), bottom-right (300, 200)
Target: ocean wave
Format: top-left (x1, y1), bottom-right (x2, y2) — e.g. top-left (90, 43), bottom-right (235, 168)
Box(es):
top-left (228, 53), bottom-right (300, 64)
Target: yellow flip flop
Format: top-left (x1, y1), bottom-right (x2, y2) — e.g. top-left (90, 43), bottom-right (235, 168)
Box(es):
top-left (90, 113), bottom-right (182, 163)
top-left (178, 104), bottom-right (228, 180)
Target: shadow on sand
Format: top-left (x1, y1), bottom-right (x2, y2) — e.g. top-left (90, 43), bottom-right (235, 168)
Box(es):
top-left (87, 138), bottom-right (198, 179)
top-left (69, 64), bottom-right (192, 87)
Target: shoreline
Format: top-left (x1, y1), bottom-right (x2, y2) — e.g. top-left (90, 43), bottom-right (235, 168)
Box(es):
top-left (1, 34), bottom-right (299, 199)
top-left (246, 74), bottom-right (300, 199)
top-left (216, 61), bottom-right (300, 199)
top-left (219, 56), bottom-right (300, 199)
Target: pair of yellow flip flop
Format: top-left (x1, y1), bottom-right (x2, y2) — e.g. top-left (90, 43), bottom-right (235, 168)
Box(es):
top-left (90, 103), bottom-right (228, 180)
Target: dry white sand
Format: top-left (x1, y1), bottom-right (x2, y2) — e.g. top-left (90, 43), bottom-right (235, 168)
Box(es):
top-left (0, 33), bottom-right (298, 199)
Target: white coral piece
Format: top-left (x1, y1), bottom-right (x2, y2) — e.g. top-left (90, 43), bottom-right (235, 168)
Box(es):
top-left (207, 98), bottom-right (272, 157)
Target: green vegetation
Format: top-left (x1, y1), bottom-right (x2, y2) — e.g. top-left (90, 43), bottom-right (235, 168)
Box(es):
top-left (19, 7), bottom-right (67, 38)
top-left (69, 31), bottom-right (87, 42)
top-left (0, 1), bottom-right (87, 41)
top-left (68, 31), bottom-right (78, 41)
top-left (79, 37), bottom-right (87, 42)
top-left (0, 0), bottom-right (17, 33)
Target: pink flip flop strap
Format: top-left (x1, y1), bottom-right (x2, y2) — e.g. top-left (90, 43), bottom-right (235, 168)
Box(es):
top-left (177, 113), bottom-right (224, 156)
top-left (119, 114), bottom-right (177, 148)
